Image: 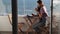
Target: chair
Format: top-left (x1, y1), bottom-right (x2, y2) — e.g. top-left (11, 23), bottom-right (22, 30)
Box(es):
top-left (24, 16), bottom-right (50, 34)
top-left (24, 15), bottom-right (40, 34)
top-left (38, 17), bottom-right (50, 34)
top-left (8, 14), bottom-right (50, 34)
top-left (8, 14), bottom-right (25, 34)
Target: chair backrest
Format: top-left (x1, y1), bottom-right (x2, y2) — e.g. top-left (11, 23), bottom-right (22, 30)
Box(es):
top-left (25, 16), bottom-right (50, 27)
top-left (8, 14), bottom-right (12, 24)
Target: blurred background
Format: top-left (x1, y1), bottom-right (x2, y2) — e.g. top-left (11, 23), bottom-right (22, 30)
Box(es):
top-left (0, 0), bottom-right (51, 34)
top-left (53, 0), bottom-right (60, 34)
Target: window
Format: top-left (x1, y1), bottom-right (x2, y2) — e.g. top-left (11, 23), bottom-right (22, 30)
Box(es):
top-left (17, 0), bottom-right (37, 15)
top-left (18, 0), bottom-right (51, 16)
top-left (0, 0), bottom-right (12, 34)
top-left (0, 0), bottom-right (51, 16)
top-left (0, 0), bottom-right (11, 16)
top-left (53, 0), bottom-right (60, 34)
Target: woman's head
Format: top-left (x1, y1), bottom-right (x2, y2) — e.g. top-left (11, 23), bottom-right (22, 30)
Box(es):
top-left (37, 0), bottom-right (43, 7)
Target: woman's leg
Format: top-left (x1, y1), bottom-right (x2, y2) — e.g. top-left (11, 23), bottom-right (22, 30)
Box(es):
top-left (33, 27), bottom-right (41, 34)
top-left (42, 17), bottom-right (46, 26)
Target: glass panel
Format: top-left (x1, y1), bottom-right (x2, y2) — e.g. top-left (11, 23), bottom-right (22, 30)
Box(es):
top-left (24, 0), bottom-right (37, 15)
top-left (0, 0), bottom-right (12, 34)
top-left (17, 0), bottom-right (24, 15)
top-left (53, 0), bottom-right (60, 34)
top-left (25, 0), bottom-right (37, 10)
top-left (17, 0), bottom-right (51, 34)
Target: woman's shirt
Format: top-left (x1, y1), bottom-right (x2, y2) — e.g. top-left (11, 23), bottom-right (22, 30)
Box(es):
top-left (39, 6), bottom-right (49, 17)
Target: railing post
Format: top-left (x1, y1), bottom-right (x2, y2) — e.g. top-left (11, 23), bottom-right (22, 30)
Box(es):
top-left (51, 0), bottom-right (53, 34)
top-left (11, 0), bottom-right (18, 34)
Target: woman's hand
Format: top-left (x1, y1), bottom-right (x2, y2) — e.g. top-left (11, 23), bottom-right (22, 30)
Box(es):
top-left (32, 13), bottom-right (35, 16)
top-left (39, 13), bottom-right (42, 18)
top-left (35, 8), bottom-right (38, 11)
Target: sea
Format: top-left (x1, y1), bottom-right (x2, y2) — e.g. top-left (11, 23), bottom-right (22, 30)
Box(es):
top-left (0, 0), bottom-right (51, 16)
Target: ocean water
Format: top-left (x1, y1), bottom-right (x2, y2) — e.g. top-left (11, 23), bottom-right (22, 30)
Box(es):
top-left (1, 0), bottom-right (51, 16)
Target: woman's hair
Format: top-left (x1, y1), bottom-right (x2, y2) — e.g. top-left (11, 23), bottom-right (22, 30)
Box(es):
top-left (36, 0), bottom-right (43, 12)
top-left (37, 0), bottom-right (42, 4)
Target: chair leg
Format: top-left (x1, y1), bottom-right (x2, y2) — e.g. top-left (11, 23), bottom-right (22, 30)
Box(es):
top-left (26, 31), bottom-right (28, 34)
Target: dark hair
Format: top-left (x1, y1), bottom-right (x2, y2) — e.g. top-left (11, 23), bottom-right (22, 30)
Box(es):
top-left (37, 0), bottom-right (42, 4)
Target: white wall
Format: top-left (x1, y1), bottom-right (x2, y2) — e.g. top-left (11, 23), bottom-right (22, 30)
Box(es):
top-left (0, 16), bottom-right (12, 31)
top-left (0, 15), bottom-right (51, 31)
top-left (0, 15), bottom-right (29, 31)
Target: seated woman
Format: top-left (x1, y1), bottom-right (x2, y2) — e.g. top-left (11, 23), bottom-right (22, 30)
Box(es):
top-left (32, 0), bottom-right (49, 33)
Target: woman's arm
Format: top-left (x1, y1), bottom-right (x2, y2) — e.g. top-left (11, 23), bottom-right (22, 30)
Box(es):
top-left (38, 12), bottom-right (43, 18)
top-left (35, 8), bottom-right (38, 11)
top-left (43, 6), bottom-right (49, 17)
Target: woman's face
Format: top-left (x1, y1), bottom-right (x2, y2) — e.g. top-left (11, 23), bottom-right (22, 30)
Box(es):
top-left (37, 3), bottom-right (42, 7)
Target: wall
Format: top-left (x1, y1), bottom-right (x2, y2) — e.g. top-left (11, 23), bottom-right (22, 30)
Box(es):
top-left (0, 16), bottom-right (12, 31)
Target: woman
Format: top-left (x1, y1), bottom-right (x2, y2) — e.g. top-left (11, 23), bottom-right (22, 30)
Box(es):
top-left (32, 0), bottom-right (48, 33)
